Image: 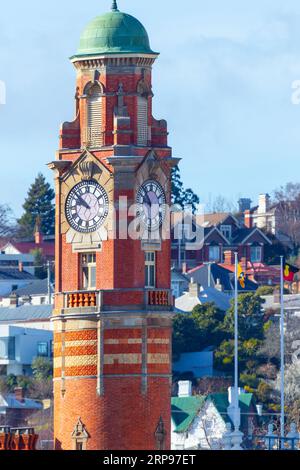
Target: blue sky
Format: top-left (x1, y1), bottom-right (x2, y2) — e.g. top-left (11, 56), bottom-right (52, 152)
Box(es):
top-left (1, 0), bottom-right (300, 217)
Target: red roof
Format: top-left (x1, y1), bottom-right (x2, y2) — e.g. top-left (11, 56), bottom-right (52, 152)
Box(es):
top-left (0, 240), bottom-right (54, 258)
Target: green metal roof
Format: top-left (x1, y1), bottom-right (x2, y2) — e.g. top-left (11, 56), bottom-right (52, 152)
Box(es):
top-left (171, 396), bottom-right (206, 433)
top-left (73, 4), bottom-right (157, 59)
top-left (171, 393), bottom-right (255, 433)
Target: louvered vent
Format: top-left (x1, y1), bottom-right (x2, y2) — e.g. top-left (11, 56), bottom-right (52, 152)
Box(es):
top-left (137, 96), bottom-right (148, 146)
top-left (86, 87), bottom-right (103, 147)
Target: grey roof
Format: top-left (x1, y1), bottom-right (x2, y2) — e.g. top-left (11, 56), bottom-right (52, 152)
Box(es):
top-left (0, 304), bottom-right (52, 322)
top-left (0, 269), bottom-right (35, 281)
top-left (175, 286), bottom-right (231, 312)
top-left (187, 264), bottom-right (258, 292)
top-left (0, 394), bottom-right (42, 410)
top-left (12, 279), bottom-right (54, 297)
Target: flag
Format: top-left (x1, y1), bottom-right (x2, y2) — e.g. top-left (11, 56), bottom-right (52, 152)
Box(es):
top-left (237, 263), bottom-right (245, 289)
top-left (283, 262), bottom-right (299, 282)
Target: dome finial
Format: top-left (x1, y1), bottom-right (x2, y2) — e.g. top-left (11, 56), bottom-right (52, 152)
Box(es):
top-left (111, 0), bottom-right (119, 11)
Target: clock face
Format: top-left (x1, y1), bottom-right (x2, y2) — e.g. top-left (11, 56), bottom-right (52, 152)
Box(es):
top-left (65, 180), bottom-right (109, 233)
top-left (136, 180), bottom-right (166, 230)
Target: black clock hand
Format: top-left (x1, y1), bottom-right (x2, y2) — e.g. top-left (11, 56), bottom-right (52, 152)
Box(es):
top-left (77, 195), bottom-right (90, 210)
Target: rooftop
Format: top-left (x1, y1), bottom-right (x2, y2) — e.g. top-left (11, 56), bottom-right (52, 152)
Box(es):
top-left (0, 304), bottom-right (52, 322)
top-left (73, 1), bottom-right (157, 58)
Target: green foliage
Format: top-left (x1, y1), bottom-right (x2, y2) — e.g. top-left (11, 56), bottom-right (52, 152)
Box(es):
top-left (214, 340), bottom-right (235, 369)
top-left (6, 374), bottom-right (17, 391)
top-left (257, 381), bottom-right (272, 403)
top-left (32, 357), bottom-right (53, 382)
top-left (255, 286), bottom-right (276, 296)
top-left (17, 173), bottom-right (55, 238)
top-left (172, 303), bottom-right (225, 355)
top-left (224, 293), bottom-right (266, 341)
top-left (171, 165), bottom-right (199, 214)
top-left (31, 248), bottom-right (47, 279)
top-left (240, 373), bottom-right (259, 389)
top-left (16, 376), bottom-right (33, 391)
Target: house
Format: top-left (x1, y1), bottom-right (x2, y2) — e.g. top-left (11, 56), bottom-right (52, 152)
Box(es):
top-left (186, 263), bottom-right (258, 294)
top-left (171, 269), bottom-right (189, 299)
top-left (0, 304), bottom-right (53, 376)
top-left (0, 323), bottom-right (53, 376)
top-left (0, 253), bottom-right (35, 276)
top-left (175, 279), bottom-right (231, 312)
top-left (0, 268), bottom-right (36, 297)
top-left (0, 388), bottom-right (42, 428)
top-left (0, 279), bottom-right (54, 307)
top-left (171, 211), bottom-right (272, 270)
top-left (173, 351), bottom-right (214, 379)
top-left (0, 229), bottom-right (55, 262)
top-left (171, 381), bottom-right (257, 450)
top-left (262, 293), bottom-right (300, 316)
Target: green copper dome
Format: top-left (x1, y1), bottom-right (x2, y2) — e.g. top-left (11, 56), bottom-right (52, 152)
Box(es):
top-left (73, 3), bottom-right (157, 58)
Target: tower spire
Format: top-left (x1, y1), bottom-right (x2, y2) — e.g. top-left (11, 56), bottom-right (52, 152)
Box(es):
top-left (111, 0), bottom-right (119, 11)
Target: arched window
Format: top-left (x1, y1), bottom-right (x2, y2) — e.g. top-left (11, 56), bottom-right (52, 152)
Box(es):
top-left (137, 95), bottom-right (148, 146)
top-left (87, 84), bottom-right (103, 147)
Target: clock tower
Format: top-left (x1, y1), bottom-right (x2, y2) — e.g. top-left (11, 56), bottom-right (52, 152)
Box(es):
top-left (49, 1), bottom-right (177, 450)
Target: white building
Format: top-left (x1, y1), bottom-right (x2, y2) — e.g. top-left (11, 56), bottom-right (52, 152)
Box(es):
top-left (0, 305), bottom-right (53, 376)
top-left (171, 381), bottom-right (257, 450)
top-left (0, 279), bottom-right (54, 307)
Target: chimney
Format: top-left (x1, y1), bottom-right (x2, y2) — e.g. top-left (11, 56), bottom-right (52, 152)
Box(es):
top-left (258, 194), bottom-right (270, 214)
top-left (182, 262), bottom-right (187, 275)
top-left (178, 381), bottom-right (192, 398)
top-left (34, 216), bottom-right (43, 245)
top-left (244, 210), bottom-right (253, 229)
top-left (18, 261), bottom-right (23, 273)
top-left (35, 230), bottom-right (43, 245)
top-left (9, 292), bottom-right (19, 308)
top-left (215, 278), bottom-right (224, 292)
top-left (14, 387), bottom-right (25, 403)
top-left (223, 251), bottom-right (235, 266)
top-left (241, 256), bottom-right (247, 271)
top-left (188, 278), bottom-right (200, 297)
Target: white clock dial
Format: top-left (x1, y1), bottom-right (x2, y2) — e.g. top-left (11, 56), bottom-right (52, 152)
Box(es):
top-left (65, 180), bottom-right (109, 233)
top-left (136, 180), bottom-right (166, 230)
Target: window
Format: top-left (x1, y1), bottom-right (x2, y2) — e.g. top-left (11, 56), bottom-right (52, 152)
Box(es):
top-left (50, 340), bottom-right (54, 358)
top-left (209, 245), bottom-right (220, 262)
top-left (145, 252), bottom-right (156, 288)
top-left (81, 253), bottom-right (96, 290)
top-left (137, 96), bottom-right (148, 146)
top-left (250, 246), bottom-right (262, 263)
top-left (0, 338), bottom-right (15, 360)
top-left (220, 225), bottom-right (232, 240)
top-left (37, 342), bottom-right (48, 357)
top-left (87, 85), bottom-right (103, 147)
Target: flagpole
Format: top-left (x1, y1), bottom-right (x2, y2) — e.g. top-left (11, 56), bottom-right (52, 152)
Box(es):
top-left (234, 252), bottom-right (239, 429)
top-left (280, 256), bottom-right (285, 441)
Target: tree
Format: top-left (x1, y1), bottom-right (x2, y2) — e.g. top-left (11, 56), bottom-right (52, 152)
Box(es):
top-left (31, 248), bottom-right (47, 279)
top-left (273, 182), bottom-right (300, 254)
top-left (223, 293), bottom-right (266, 341)
top-left (206, 195), bottom-right (237, 214)
top-left (0, 204), bottom-right (16, 237)
top-left (171, 166), bottom-right (199, 213)
top-left (32, 357), bottom-right (53, 382)
top-left (192, 303), bottom-right (225, 347)
top-left (17, 174), bottom-right (55, 238)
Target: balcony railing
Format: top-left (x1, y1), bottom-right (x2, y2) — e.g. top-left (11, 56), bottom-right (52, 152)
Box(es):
top-left (82, 127), bottom-right (104, 148)
top-left (65, 291), bottom-right (99, 309)
top-left (60, 288), bottom-right (173, 314)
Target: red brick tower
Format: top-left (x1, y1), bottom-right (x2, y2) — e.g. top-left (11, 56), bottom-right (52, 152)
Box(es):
top-left (49, 1), bottom-right (177, 450)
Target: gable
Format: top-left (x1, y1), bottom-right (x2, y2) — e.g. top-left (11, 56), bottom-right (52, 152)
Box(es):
top-left (204, 228), bottom-right (228, 245)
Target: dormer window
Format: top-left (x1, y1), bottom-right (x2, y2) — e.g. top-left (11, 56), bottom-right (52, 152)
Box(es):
top-left (220, 225), bottom-right (232, 240)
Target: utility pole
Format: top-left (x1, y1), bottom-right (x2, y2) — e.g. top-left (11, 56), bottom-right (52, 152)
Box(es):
top-left (47, 261), bottom-right (52, 305)
top-left (280, 256), bottom-right (285, 441)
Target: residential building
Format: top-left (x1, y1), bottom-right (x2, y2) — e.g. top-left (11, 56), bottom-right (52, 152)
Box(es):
top-left (0, 268), bottom-right (36, 297)
top-left (0, 388), bottom-right (42, 428)
top-left (0, 279), bottom-right (54, 307)
top-left (186, 263), bottom-right (258, 294)
top-left (0, 323), bottom-right (53, 376)
top-left (171, 212), bottom-right (272, 270)
top-left (171, 269), bottom-right (189, 299)
top-left (171, 381), bottom-right (257, 450)
top-left (0, 230), bottom-right (54, 262)
top-left (175, 279), bottom-right (231, 312)
top-left (0, 253), bottom-right (35, 276)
